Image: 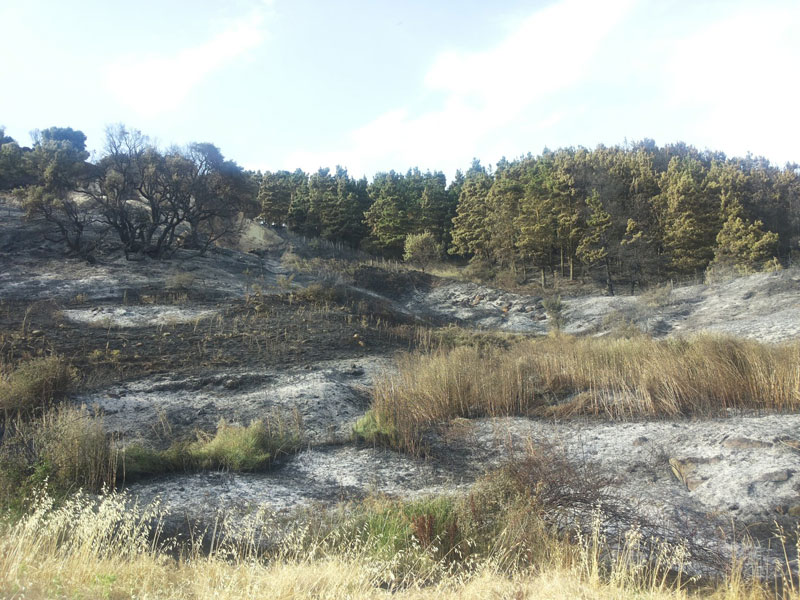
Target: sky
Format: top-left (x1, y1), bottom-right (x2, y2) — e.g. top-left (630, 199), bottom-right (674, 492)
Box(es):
top-left (1, 0), bottom-right (799, 180)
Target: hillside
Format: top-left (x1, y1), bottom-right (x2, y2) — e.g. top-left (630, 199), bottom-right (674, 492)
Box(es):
top-left (1, 194), bottom-right (800, 595)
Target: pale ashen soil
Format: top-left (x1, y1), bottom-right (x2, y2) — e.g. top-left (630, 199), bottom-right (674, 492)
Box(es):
top-left (1, 197), bottom-right (799, 575)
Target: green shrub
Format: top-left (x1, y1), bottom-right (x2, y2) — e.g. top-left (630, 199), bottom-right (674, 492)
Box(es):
top-left (403, 232), bottom-right (442, 272)
top-left (122, 416), bottom-right (303, 480)
top-left (352, 410), bottom-right (396, 445)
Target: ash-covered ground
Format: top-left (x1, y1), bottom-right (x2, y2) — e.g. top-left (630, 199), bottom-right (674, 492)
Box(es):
top-left (2, 196), bottom-right (799, 574)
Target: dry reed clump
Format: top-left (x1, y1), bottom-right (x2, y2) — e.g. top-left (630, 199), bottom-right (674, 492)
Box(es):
top-left (367, 334), bottom-right (800, 453)
top-left (0, 405), bottom-right (117, 509)
top-left (0, 355), bottom-right (75, 414)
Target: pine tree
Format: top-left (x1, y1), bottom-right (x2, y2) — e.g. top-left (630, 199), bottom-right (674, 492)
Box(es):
top-left (709, 200), bottom-right (778, 275)
top-left (576, 191), bottom-right (614, 293)
top-left (449, 163), bottom-right (493, 261)
top-left (656, 157), bottom-right (718, 277)
top-left (364, 171), bottom-right (413, 256)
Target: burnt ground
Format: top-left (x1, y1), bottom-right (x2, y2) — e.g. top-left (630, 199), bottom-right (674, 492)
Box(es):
top-left (2, 195), bottom-right (800, 577)
top-left (0, 292), bottom-right (411, 391)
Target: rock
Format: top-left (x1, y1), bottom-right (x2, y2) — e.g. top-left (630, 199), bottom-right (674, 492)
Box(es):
top-left (722, 437), bottom-right (773, 449)
top-left (758, 470), bottom-right (792, 483)
top-left (685, 476), bottom-right (707, 491)
top-left (788, 505), bottom-right (800, 517)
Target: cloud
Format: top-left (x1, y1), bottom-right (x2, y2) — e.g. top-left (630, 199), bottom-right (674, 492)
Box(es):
top-left (663, 2), bottom-right (800, 164)
top-left (287, 0), bottom-right (636, 177)
top-left (106, 9), bottom-right (267, 118)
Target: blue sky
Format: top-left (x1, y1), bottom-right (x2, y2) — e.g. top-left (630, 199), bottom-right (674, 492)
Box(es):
top-left (1, 0), bottom-right (798, 179)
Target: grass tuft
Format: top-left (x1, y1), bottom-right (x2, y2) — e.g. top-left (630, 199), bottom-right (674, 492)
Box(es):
top-left (0, 405), bottom-right (117, 510)
top-left (0, 355), bottom-right (75, 414)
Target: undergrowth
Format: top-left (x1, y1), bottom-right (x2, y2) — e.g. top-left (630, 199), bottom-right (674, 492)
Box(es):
top-left (0, 405), bottom-right (116, 512)
top-left (0, 410), bottom-right (303, 512)
top-left (1, 447), bottom-right (796, 599)
top-left (0, 355), bottom-right (74, 414)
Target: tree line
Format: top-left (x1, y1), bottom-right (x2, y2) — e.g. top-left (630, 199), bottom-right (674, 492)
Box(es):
top-left (258, 142), bottom-right (799, 291)
top-left (2, 126), bottom-right (799, 290)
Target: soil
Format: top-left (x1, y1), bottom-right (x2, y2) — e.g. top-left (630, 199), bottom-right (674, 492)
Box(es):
top-left (2, 195), bottom-right (800, 576)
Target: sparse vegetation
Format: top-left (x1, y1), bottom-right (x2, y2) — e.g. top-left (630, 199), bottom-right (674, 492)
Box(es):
top-left (639, 282), bottom-right (674, 308)
top-left (0, 405), bottom-right (117, 510)
top-left (542, 295), bottom-right (567, 334)
top-left (1, 454), bottom-right (796, 599)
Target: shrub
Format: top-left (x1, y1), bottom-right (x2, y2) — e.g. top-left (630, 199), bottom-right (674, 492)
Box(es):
top-left (166, 272), bottom-right (196, 290)
top-left (403, 232), bottom-right (442, 272)
top-left (0, 356), bottom-right (75, 414)
top-left (638, 283), bottom-right (673, 308)
top-left (122, 416), bottom-right (303, 479)
top-left (352, 410), bottom-right (397, 445)
top-left (293, 282), bottom-right (347, 305)
top-left (191, 418), bottom-right (299, 471)
top-left (542, 295), bottom-right (567, 334)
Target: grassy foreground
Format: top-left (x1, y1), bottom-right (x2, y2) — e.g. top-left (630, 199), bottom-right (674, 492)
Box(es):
top-left (1, 481), bottom-right (797, 600)
top-left (360, 333), bottom-right (800, 453)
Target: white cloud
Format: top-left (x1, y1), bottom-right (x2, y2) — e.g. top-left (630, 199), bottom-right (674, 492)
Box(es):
top-left (664, 3), bottom-right (800, 163)
top-left (106, 9), bottom-right (267, 117)
top-left (287, 0), bottom-right (636, 176)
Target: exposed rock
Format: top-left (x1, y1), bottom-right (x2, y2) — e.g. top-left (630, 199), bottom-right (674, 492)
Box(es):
top-left (758, 470), bottom-right (792, 483)
top-left (722, 437), bottom-right (773, 449)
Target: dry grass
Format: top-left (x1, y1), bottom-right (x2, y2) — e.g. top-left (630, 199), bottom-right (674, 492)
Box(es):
top-left (0, 486), bottom-right (796, 600)
top-left (0, 405), bottom-right (117, 510)
top-left (0, 355), bottom-right (75, 414)
top-left (367, 334), bottom-right (800, 453)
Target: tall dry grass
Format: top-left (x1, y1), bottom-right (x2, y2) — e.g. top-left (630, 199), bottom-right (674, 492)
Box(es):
top-left (367, 334), bottom-right (800, 453)
top-left (0, 355), bottom-right (75, 414)
top-left (0, 405), bottom-right (117, 509)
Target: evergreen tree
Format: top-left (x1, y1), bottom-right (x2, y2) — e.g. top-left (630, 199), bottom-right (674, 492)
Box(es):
top-left (449, 162), bottom-right (493, 261)
top-left (656, 157), bottom-right (719, 277)
top-left (364, 171), bottom-right (413, 256)
top-left (709, 199), bottom-right (778, 274)
top-left (576, 191), bottom-right (614, 294)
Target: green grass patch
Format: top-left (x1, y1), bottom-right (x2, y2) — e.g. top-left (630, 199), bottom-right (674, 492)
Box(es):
top-left (122, 417), bottom-right (303, 480)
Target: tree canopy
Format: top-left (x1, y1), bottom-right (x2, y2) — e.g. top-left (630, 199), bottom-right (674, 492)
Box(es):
top-left (5, 124), bottom-right (800, 286)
